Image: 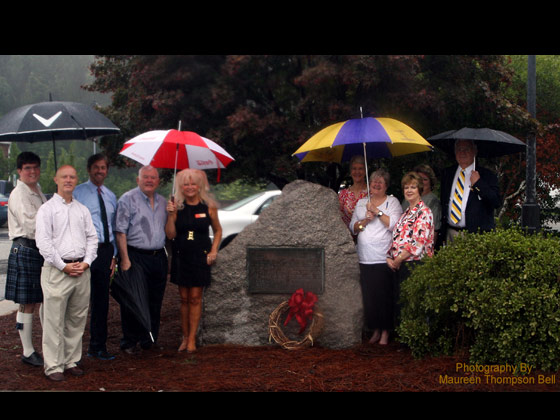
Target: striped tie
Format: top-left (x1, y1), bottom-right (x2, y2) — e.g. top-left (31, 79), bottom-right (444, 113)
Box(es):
top-left (450, 170), bottom-right (465, 224)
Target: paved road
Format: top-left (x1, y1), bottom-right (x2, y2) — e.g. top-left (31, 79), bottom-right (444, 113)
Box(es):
top-left (0, 227), bottom-right (19, 315)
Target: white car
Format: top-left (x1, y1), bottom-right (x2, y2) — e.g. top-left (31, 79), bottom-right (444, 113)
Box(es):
top-left (211, 190), bottom-right (282, 249)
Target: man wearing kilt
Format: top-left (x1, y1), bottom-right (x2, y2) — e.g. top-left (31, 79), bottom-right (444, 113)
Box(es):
top-left (6, 152), bottom-right (47, 367)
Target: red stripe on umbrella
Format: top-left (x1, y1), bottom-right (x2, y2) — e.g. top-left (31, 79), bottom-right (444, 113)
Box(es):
top-left (119, 129), bottom-right (234, 170)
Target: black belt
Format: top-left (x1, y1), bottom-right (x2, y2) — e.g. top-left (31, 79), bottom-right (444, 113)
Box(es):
top-left (447, 224), bottom-right (467, 232)
top-left (98, 242), bottom-right (113, 248)
top-left (63, 257), bottom-right (84, 263)
top-left (128, 246), bottom-right (164, 256)
top-left (13, 237), bottom-right (37, 250)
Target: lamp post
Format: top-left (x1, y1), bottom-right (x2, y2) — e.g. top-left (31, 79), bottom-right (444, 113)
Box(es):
top-left (521, 54), bottom-right (540, 232)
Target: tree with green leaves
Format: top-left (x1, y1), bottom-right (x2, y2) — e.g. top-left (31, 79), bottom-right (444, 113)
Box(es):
top-left (85, 55), bottom-right (545, 220)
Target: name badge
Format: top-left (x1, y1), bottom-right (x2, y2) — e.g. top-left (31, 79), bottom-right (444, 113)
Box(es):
top-left (195, 213), bottom-right (206, 218)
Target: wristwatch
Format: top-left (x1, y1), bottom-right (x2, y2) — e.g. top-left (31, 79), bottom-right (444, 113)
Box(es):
top-left (358, 223), bottom-right (365, 231)
top-left (377, 211), bottom-right (384, 218)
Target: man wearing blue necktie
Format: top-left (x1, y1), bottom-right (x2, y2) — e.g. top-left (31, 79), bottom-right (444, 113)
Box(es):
top-left (440, 139), bottom-right (502, 244)
top-left (74, 154), bottom-right (118, 361)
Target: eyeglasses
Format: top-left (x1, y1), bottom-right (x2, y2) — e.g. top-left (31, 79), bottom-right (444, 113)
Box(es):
top-left (21, 165), bottom-right (40, 172)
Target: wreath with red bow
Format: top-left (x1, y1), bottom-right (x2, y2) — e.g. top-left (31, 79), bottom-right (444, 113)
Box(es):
top-left (268, 289), bottom-right (324, 350)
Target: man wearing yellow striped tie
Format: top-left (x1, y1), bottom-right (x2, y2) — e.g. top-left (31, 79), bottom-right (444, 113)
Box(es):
top-left (441, 139), bottom-right (502, 244)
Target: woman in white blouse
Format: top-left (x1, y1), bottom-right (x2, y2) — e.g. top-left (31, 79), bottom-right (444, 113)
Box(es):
top-left (350, 168), bottom-right (402, 345)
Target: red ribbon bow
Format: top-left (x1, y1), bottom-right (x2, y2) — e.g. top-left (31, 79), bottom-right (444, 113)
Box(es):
top-left (284, 288), bottom-right (318, 335)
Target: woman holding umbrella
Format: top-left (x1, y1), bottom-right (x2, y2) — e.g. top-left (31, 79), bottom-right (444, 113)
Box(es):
top-left (349, 169), bottom-right (402, 346)
top-left (165, 169), bottom-right (222, 353)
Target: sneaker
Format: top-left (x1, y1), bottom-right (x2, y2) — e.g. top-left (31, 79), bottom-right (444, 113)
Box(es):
top-left (21, 352), bottom-right (44, 367)
top-left (87, 350), bottom-right (116, 360)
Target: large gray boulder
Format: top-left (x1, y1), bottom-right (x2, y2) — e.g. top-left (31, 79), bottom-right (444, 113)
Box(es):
top-left (200, 180), bottom-right (363, 349)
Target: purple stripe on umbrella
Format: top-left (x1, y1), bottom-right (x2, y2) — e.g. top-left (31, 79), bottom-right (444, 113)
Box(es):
top-left (332, 118), bottom-right (391, 146)
top-left (340, 142), bottom-right (393, 161)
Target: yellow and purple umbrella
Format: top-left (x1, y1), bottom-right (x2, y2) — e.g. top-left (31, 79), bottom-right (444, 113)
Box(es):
top-left (293, 117), bottom-right (432, 163)
top-left (293, 116), bottom-right (432, 201)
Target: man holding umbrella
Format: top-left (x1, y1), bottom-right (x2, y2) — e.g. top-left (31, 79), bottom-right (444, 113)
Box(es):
top-left (115, 165), bottom-right (168, 354)
top-left (440, 139), bottom-right (502, 243)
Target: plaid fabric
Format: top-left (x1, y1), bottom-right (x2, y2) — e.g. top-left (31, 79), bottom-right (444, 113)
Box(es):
top-left (5, 242), bottom-right (44, 304)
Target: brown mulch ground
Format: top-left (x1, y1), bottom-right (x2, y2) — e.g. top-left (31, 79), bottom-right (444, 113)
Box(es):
top-left (1, 285), bottom-right (559, 392)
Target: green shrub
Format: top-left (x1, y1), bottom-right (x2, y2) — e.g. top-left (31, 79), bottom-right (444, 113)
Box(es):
top-left (396, 226), bottom-right (560, 371)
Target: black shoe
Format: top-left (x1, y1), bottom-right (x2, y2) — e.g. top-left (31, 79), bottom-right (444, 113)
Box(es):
top-left (121, 344), bottom-right (139, 355)
top-left (21, 352), bottom-right (43, 367)
top-left (87, 350), bottom-right (116, 360)
top-left (46, 372), bottom-right (65, 382)
top-left (65, 366), bottom-right (84, 376)
top-left (140, 341), bottom-right (152, 350)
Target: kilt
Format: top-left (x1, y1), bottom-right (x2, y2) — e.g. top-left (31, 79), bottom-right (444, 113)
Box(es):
top-left (5, 242), bottom-right (44, 304)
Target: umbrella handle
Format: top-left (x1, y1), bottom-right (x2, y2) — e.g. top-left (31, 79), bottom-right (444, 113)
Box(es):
top-left (360, 108), bottom-right (371, 202)
top-left (172, 120), bottom-right (181, 197)
top-left (172, 143), bottom-right (179, 198)
top-left (363, 142), bottom-right (370, 202)
top-left (472, 157), bottom-right (481, 200)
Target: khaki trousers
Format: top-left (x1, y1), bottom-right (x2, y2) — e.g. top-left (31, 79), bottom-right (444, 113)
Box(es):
top-left (40, 263), bottom-right (90, 376)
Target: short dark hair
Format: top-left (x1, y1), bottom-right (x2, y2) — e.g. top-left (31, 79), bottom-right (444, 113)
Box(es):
top-left (87, 153), bottom-right (109, 170)
top-left (16, 152), bottom-right (41, 170)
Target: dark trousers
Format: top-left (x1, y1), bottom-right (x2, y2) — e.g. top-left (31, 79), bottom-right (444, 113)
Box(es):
top-left (120, 248), bottom-right (168, 348)
top-left (88, 243), bottom-right (114, 353)
top-left (394, 260), bottom-right (421, 325)
top-left (359, 263), bottom-right (395, 331)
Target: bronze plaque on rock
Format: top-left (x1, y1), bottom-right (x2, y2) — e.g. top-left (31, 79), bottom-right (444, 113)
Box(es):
top-left (247, 247), bottom-right (325, 294)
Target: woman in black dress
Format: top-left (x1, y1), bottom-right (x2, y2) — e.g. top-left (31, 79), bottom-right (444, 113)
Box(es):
top-left (165, 169), bottom-right (222, 352)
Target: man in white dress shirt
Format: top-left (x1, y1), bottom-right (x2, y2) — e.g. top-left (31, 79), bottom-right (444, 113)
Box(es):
top-left (35, 165), bottom-right (98, 382)
top-left (440, 140), bottom-right (501, 243)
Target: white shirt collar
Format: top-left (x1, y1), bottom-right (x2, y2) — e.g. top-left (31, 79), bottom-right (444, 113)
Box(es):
top-left (457, 161), bottom-right (475, 174)
top-left (53, 192), bottom-right (74, 204)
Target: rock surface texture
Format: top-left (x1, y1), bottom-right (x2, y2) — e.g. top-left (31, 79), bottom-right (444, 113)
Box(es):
top-left (201, 180), bottom-right (363, 349)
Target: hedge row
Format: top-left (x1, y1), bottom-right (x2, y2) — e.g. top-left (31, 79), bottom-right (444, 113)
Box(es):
top-left (397, 227), bottom-right (560, 372)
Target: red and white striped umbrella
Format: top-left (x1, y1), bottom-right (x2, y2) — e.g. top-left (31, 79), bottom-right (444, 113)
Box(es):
top-left (119, 129), bottom-right (234, 171)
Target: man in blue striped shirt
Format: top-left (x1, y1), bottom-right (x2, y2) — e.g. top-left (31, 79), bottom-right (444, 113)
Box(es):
top-left (115, 165), bottom-right (168, 353)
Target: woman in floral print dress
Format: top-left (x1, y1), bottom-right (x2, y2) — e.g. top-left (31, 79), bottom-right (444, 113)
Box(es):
top-left (387, 172), bottom-right (434, 324)
top-left (338, 155), bottom-right (368, 241)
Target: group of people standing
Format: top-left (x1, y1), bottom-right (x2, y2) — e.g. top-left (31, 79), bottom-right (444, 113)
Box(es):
top-left (3, 137), bottom-right (502, 380)
top-left (5, 152), bottom-right (222, 382)
top-left (339, 139), bottom-right (501, 345)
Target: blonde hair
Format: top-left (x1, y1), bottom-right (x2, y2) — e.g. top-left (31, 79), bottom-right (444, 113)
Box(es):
top-left (401, 171), bottom-right (424, 195)
top-left (174, 168), bottom-right (218, 210)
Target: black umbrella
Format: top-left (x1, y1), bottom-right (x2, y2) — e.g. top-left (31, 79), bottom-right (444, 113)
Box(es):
top-left (110, 264), bottom-right (154, 343)
top-left (427, 127), bottom-right (526, 158)
top-left (0, 100), bottom-right (120, 169)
